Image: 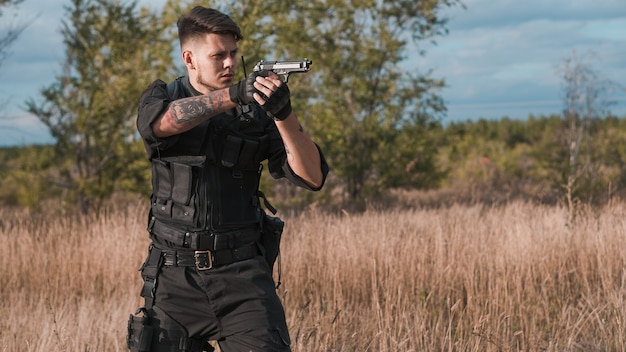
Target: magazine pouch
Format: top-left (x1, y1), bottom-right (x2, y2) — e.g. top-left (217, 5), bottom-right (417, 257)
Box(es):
top-left (151, 155), bottom-right (207, 230)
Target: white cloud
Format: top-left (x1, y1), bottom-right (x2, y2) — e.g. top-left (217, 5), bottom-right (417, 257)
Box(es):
top-left (446, 0), bottom-right (626, 31)
top-left (0, 0), bottom-right (625, 145)
top-left (411, 0), bottom-right (626, 122)
top-left (0, 0), bottom-right (166, 146)
top-left (0, 111), bottom-right (53, 145)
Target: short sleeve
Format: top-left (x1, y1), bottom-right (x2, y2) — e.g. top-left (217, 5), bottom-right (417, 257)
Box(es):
top-left (136, 79), bottom-right (180, 158)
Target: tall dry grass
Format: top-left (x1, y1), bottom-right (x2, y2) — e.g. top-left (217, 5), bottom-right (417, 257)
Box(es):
top-left (1, 201), bottom-right (625, 351)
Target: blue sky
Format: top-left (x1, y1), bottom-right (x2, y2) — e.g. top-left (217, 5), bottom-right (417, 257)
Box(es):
top-left (0, 0), bottom-right (625, 146)
top-left (413, 0), bottom-right (626, 122)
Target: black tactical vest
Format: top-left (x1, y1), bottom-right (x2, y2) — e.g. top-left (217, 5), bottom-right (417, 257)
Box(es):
top-left (149, 78), bottom-right (270, 236)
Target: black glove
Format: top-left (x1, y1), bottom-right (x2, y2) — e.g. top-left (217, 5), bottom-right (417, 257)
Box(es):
top-left (228, 73), bottom-right (258, 105)
top-left (263, 82), bottom-right (292, 121)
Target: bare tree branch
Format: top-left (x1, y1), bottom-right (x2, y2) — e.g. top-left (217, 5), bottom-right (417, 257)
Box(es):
top-left (0, 0), bottom-right (27, 67)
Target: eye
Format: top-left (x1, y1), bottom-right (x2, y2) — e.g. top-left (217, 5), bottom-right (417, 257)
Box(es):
top-left (212, 52), bottom-right (226, 60)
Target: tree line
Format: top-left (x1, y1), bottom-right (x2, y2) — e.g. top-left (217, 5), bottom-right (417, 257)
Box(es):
top-left (4, 111), bottom-right (626, 210)
top-left (1, 0), bottom-right (624, 214)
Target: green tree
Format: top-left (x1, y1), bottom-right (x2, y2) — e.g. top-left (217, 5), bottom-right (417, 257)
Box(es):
top-left (0, 145), bottom-right (55, 207)
top-left (214, 0), bottom-right (460, 206)
top-left (9, 145), bottom-right (57, 209)
top-left (25, 0), bottom-right (176, 213)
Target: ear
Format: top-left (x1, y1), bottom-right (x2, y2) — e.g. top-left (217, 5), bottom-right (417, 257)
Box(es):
top-left (182, 50), bottom-right (195, 70)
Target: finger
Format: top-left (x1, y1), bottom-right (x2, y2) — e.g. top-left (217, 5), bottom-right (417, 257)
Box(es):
top-left (253, 91), bottom-right (267, 105)
top-left (256, 74), bottom-right (283, 89)
top-left (264, 71), bottom-right (281, 80)
top-left (253, 80), bottom-right (275, 99)
top-left (255, 75), bottom-right (279, 90)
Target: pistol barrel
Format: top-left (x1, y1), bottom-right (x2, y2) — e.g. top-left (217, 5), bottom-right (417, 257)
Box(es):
top-left (253, 59), bottom-right (312, 75)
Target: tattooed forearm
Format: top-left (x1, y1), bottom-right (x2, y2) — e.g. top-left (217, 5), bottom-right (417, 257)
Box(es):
top-left (285, 145), bottom-right (294, 162)
top-left (170, 94), bottom-right (225, 127)
top-left (153, 89), bottom-right (233, 138)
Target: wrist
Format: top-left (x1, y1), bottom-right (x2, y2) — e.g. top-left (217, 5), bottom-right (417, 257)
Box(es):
top-left (271, 101), bottom-right (292, 121)
top-left (228, 84), bottom-right (240, 104)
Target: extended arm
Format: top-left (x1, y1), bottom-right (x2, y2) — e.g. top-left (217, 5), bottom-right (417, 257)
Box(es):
top-left (274, 113), bottom-right (324, 188)
top-left (253, 73), bottom-right (324, 189)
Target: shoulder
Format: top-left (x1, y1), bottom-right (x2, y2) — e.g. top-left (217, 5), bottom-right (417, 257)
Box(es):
top-left (137, 79), bottom-right (170, 138)
top-left (139, 79), bottom-right (168, 104)
top-left (166, 77), bottom-right (188, 100)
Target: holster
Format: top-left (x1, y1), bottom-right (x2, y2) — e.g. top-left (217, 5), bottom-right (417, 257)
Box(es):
top-left (127, 246), bottom-right (163, 352)
top-left (127, 308), bottom-right (153, 352)
top-left (260, 212), bottom-right (284, 271)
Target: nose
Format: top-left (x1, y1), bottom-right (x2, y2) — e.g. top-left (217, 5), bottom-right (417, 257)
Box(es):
top-left (225, 54), bottom-right (236, 69)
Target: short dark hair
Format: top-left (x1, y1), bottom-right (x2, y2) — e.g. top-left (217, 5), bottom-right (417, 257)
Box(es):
top-left (177, 6), bottom-right (243, 47)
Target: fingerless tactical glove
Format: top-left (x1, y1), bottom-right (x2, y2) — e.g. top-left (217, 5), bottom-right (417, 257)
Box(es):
top-left (263, 82), bottom-right (292, 121)
top-left (228, 74), bottom-right (257, 105)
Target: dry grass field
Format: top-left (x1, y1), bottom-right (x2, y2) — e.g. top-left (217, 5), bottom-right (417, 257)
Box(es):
top-left (1, 200), bottom-right (625, 351)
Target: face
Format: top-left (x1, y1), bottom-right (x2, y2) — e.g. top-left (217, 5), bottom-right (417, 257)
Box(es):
top-left (182, 33), bottom-right (238, 94)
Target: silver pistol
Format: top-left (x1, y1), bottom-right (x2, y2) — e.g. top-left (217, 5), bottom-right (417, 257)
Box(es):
top-left (253, 58), bottom-right (312, 83)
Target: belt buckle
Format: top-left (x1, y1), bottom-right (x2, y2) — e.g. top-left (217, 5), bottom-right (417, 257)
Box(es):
top-left (194, 250), bottom-right (213, 270)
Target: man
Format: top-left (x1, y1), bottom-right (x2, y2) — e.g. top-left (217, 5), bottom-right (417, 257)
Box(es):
top-left (127, 6), bottom-right (328, 352)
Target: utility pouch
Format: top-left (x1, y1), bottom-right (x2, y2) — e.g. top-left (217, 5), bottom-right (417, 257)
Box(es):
top-left (127, 308), bottom-right (153, 352)
top-left (260, 212), bottom-right (284, 271)
top-left (210, 166), bottom-right (261, 227)
top-left (151, 156), bottom-right (206, 229)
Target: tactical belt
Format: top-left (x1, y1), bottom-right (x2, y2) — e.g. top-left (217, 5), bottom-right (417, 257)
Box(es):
top-left (136, 241), bottom-right (260, 335)
top-left (159, 243), bottom-right (260, 271)
top-left (150, 218), bottom-right (260, 250)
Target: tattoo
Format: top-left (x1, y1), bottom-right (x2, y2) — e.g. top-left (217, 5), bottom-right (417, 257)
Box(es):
top-left (170, 93), bottom-right (225, 127)
top-left (285, 145), bottom-right (295, 162)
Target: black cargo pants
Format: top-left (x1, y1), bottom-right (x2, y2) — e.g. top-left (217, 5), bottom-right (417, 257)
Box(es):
top-left (150, 248), bottom-right (291, 351)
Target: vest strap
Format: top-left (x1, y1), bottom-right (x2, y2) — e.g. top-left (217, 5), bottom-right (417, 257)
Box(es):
top-left (139, 245), bottom-right (164, 309)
